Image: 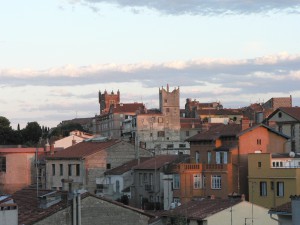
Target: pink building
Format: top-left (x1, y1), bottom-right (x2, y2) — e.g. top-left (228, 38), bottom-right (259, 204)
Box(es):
top-left (0, 146), bottom-right (44, 194)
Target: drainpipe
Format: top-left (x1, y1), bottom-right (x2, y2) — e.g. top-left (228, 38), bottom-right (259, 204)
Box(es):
top-left (77, 193), bottom-right (82, 225)
top-left (73, 195), bottom-right (77, 225)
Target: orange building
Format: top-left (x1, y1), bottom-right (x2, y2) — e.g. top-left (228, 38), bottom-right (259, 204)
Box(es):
top-left (177, 121), bottom-right (289, 203)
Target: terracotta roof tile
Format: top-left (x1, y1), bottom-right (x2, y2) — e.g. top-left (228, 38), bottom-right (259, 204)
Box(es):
top-left (279, 107), bottom-right (300, 121)
top-left (105, 157), bottom-right (152, 175)
top-left (269, 201), bottom-right (291, 214)
top-left (186, 123), bottom-right (242, 141)
top-left (111, 103), bottom-right (145, 113)
top-left (133, 155), bottom-right (179, 170)
top-left (46, 139), bottom-right (121, 159)
top-left (197, 108), bottom-right (242, 116)
top-left (163, 198), bottom-right (242, 220)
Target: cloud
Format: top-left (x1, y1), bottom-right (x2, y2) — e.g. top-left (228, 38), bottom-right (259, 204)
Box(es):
top-left (72, 0), bottom-right (300, 15)
top-left (2, 53), bottom-right (300, 128)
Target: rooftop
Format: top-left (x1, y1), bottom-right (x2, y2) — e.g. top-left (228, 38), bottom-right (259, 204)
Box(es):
top-left (162, 198), bottom-right (242, 220)
top-left (133, 155), bottom-right (179, 170)
top-left (46, 139), bottom-right (122, 159)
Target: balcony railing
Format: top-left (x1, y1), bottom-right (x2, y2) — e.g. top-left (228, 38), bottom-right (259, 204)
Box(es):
top-left (179, 163), bottom-right (229, 172)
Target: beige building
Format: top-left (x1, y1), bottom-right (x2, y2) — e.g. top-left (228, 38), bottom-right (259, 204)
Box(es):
top-left (161, 197), bottom-right (278, 225)
top-left (248, 152), bottom-right (300, 209)
top-left (53, 130), bottom-right (94, 149)
top-left (44, 138), bottom-right (151, 193)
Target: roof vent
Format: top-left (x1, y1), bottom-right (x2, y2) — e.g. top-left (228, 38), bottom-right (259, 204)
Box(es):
top-left (38, 191), bottom-right (62, 209)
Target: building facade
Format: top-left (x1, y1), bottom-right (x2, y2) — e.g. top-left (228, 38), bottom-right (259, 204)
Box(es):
top-left (248, 152), bottom-right (300, 209)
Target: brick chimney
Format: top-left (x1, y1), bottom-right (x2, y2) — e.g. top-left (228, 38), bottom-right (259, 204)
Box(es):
top-left (241, 117), bottom-right (250, 130)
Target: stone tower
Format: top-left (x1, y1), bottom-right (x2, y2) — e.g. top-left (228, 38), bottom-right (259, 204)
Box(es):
top-left (159, 84), bottom-right (180, 129)
top-left (98, 90), bottom-right (120, 115)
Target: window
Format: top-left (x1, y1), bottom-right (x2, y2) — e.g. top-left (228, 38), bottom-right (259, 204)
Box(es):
top-left (60, 164), bottom-right (63, 176)
top-left (116, 180), bottom-right (120, 193)
top-left (260, 182), bottom-right (267, 196)
top-left (278, 125), bottom-right (282, 133)
top-left (278, 112), bottom-right (282, 118)
top-left (76, 164), bottom-right (80, 176)
top-left (106, 163), bottom-right (111, 169)
top-left (143, 173), bottom-right (147, 183)
top-left (195, 151), bottom-right (200, 163)
top-left (258, 162), bottom-right (262, 168)
top-left (277, 182), bottom-right (284, 197)
top-left (164, 99), bottom-right (167, 103)
top-left (0, 157), bottom-right (6, 172)
top-left (291, 125), bottom-right (295, 137)
top-left (167, 144), bottom-right (174, 149)
top-left (186, 131), bottom-right (190, 137)
top-left (68, 164), bottom-right (72, 176)
top-left (149, 173), bottom-right (154, 185)
top-left (179, 144), bottom-right (186, 148)
top-left (173, 174), bottom-right (180, 189)
top-left (139, 173), bottom-right (143, 185)
top-left (211, 175), bottom-right (221, 189)
top-left (257, 139), bottom-right (262, 145)
top-left (157, 131), bottom-right (165, 137)
top-left (158, 117), bottom-right (163, 123)
top-left (207, 152), bottom-right (212, 164)
top-left (216, 152), bottom-right (228, 164)
top-left (193, 174), bottom-right (202, 189)
top-left (166, 108), bottom-right (170, 113)
top-left (52, 164), bottom-right (56, 176)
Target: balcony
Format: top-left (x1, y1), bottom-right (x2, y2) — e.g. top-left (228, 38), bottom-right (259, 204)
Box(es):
top-left (179, 163), bottom-right (202, 172)
top-left (204, 164), bottom-right (229, 171)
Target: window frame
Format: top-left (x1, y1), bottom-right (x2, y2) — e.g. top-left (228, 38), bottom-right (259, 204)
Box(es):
top-left (211, 175), bottom-right (221, 189)
top-left (260, 181), bottom-right (267, 196)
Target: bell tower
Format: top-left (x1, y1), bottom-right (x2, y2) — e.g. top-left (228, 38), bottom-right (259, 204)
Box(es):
top-left (98, 89), bottom-right (120, 114)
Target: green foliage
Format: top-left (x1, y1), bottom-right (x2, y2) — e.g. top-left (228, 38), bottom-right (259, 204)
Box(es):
top-left (49, 122), bottom-right (85, 138)
top-left (0, 116), bottom-right (13, 145)
top-left (22, 122), bottom-right (42, 146)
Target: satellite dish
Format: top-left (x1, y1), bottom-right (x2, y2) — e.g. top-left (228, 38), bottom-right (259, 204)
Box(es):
top-left (289, 151), bottom-right (296, 158)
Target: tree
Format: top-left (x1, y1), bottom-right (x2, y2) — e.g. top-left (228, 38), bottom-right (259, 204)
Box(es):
top-left (22, 122), bottom-right (42, 146)
top-left (49, 123), bottom-right (85, 138)
top-left (0, 116), bottom-right (13, 145)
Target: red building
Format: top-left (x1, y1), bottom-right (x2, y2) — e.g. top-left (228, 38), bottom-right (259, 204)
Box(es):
top-left (176, 120), bottom-right (289, 203)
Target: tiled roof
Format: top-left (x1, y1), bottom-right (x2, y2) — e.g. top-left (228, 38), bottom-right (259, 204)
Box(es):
top-left (186, 123), bottom-right (241, 141)
top-left (197, 108), bottom-right (242, 116)
top-left (237, 123), bottom-right (290, 139)
top-left (46, 139), bottom-right (121, 159)
top-left (111, 103), bottom-right (145, 113)
top-left (11, 188), bottom-right (154, 225)
top-left (105, 157), bottom-right (152, 175)
top-left (162, 198), bottom-right (242, 220)
top-left (12, 188), bottom-right (68, 225)
top-left (133, 155), bottom-right (179, 170)
top-left (180, 118), bottom-right (202, 129)
top-left (269, 201), bottom-right (291, 214)
top-left (279, 107), bottom-right (300, 121)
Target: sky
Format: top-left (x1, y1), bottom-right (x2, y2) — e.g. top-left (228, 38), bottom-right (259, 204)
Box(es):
top-left (1, 0), bottom-right (300, 129)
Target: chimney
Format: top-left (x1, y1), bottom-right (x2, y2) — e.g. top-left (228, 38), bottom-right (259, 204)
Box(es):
top-left (50, 144), bottom-right (55, 155)
top-left (241, 117), bottom-right (250, 130)
top-left (44, 139), bottom-right (50, 152)
top-left (72, 139), bottom-right (77, 146)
